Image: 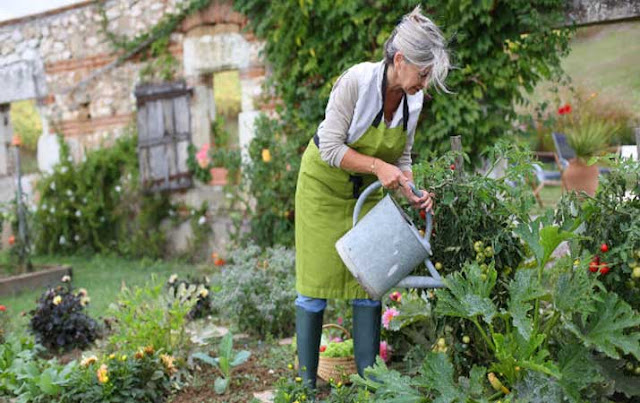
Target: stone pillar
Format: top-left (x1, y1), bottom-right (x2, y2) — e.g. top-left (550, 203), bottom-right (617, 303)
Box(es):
top-left (188, 73), bottom-right (215, 149)
top-left (0, 104), bottom-right (12, 176)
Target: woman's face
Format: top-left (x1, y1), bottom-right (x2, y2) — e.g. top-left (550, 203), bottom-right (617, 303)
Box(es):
top-left (394, 53), bottom-right (430, 95)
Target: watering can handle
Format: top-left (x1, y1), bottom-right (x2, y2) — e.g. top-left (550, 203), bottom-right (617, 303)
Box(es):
top-left (352, 180), bottom-right (433, 244)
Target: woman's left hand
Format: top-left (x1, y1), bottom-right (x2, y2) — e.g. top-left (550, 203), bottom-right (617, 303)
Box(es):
top-left (400, 183), bottom-right (435, 212)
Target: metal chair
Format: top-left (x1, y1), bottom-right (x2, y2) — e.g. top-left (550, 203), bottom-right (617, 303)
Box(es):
top-left (530, 151), bottom-right (562, 207)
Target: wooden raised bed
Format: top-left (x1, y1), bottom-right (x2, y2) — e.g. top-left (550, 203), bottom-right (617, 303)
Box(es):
top-left (0, 265), bottom-right (73, 297)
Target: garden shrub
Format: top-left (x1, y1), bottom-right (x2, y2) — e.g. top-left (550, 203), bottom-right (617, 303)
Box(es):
top-left (412, 142), bottom-right (535, 276)
top-left (555, 158), bottom-right (640, 309)
top-left (33, 132), bottom-right (172, 259)
top-left (166, 273), bottom-right (214, 319)
top-left (61, 348), bottom-right (175, 403)
top-left (355, 215), bottom-right (640, 401)
top-left (212, 244), bottom-right (296, 337)
top-left (0, 334), bottom-right (71, 402)
top-left (230, 0), bottom-right (572, 247)
top-left (29, 281), bottom-right (99, 352)
top-left (106, 277), bottom-right (198, 357)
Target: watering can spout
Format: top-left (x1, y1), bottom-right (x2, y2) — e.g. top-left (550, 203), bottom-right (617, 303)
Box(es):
top-left (335, 180), bottom-right (445, 301)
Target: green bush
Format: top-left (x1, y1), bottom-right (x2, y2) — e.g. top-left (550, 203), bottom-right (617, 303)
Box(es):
top-left (105, 278), bottom-right (198, 357)
top-left (412, 142), bottom-right (535, 276)
top-left (555, 158), bottom-right (640, 309)
top-left (212, 244), bottom-right (296, 337)
top-left (33, 133), bottom-right (172, 258)
top-left (61, 349), bottom-right (175, 403)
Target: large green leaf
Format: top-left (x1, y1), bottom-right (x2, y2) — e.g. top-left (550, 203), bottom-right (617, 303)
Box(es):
top-left (230, 350), bottom-right (251, 367)
top-left (420, 352), bottom-right (466, 403)
top-left (214, 377), bottom-right (228, 395)
top-left (492, 332), bottom-right (559, 385)
top-left (435, 263), bottom-right (497, 324)
top-left (557, 343), bottom-right (602, 402)
top-left (552, 263), bottom-right (597, 319)
top-left (564, 292), bottom-right (640, 360)
top-left (515, 215), bottom-right (573, 267)
top-left (351, 357), bottom-right (426, 403)
top-left (508, 269), bottom-right (547, 340)
top-left (539, 226), bottom-right (574, 267)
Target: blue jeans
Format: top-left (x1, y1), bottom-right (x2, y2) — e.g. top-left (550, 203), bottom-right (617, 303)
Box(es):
top-left (295, 293), bottom-right (380, 313)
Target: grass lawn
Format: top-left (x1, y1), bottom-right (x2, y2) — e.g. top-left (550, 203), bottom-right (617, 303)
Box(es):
top-left (563, 22), bottom-right (640, 116)
top-left (0, 254), bottom-right (213, 333)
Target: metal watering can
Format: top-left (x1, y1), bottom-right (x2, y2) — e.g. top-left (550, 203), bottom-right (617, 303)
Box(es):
top-left (335, 180), bottom-right (444, 300)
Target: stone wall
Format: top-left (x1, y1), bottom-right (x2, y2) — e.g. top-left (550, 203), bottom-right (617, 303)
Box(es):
top-left (0, 0), bottom-right (266, 253)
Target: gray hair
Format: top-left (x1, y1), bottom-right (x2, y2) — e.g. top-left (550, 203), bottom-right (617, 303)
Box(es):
top-left (384, 6), bottom-right (451, 93)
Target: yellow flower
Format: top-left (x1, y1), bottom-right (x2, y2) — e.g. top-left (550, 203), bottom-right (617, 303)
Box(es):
top-left (295, 377), bottom-right (302, 383)
top-left (52, 295), bottom-right (62, 306)
top-left (81, 355), bottom-right (98, 367)
top-left (144, 345), bottom-right (155, 355)
top-left (160, 354), bottom-right (177, 374)
top-left (97, 364), bottom-right (109, 384)
top-left (108, 354), bottom-right (116, 360)
top-left (199, 288), bottom-right (209, 298)
top-left (261, 148), bottom-right (272, 163)
top-left (120, 355), bottom-right (127, 361)
top-left (135, 351), bottom-right (144, 359)
top-left (77, 288), bottom-right (88, 297)
top-left (80, 296), bottom-right (91, 306)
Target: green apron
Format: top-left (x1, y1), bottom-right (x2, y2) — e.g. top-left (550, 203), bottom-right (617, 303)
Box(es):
top-left (295, 66), bottom-right (410, 300)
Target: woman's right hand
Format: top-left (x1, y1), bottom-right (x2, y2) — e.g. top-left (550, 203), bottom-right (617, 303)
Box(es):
top-left (375, 160), bottom-right (406, 190)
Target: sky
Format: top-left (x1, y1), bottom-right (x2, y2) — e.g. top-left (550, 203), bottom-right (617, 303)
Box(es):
top-left (0, 0), bottom-right (81, 22)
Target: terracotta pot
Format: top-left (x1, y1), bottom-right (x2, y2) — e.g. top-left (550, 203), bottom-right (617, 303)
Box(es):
top-left (563, 159), bottom-right (598, 196)
top-left (209, 167), bottom-right (228, 186)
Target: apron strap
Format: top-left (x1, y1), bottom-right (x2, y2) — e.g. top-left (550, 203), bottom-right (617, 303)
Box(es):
top-left (372, 63), bottom-right (409, 131)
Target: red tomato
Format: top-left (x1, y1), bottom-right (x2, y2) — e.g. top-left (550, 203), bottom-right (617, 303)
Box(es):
top-left (589, 261), bottom-right (599, 273)
top-left (600, 265), bottom-right (610, 275)
top-left (600, 243), bottom-right (609, 253)
top-left (319, 345), bottom-right (327, 353)
top-left (419, 210), bottom-right (426, 220)
top-left (450, 164), bottom-right (456, 171)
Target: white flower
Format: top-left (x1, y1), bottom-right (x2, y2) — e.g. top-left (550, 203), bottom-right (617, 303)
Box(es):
top-left (74, 234), bottom-right (80, 241)
top-left (59, 235), bottom-right (66, 245)
top-left (50, 207), bottom-right (56, 214)
top-left (127, 174), bottom-right (132, 181)
top-left (198, 216), bottom-right (206, 225)
top-left (168, 210), bottom-right (175, 216)
top-left (61, 166), bottom-right (68, 174)
top-left (168, 274), bottom-right (178, 284)
top-left (42, 203), bottom-right (47, 210)
top-left (82, 198), bottom-right (87, 203)
top-left (115, 186), bottom-right (121, 193)
top-left (61, 275), bottom-right (71, 283)
top-left (75, 210), bottom-right (82, 217)
top-left (50, 182), bottom-right (56, 190)
top-left (100, 216), bottom-right (105, 222)
top-left (66, 189), bottom-right (73, 197)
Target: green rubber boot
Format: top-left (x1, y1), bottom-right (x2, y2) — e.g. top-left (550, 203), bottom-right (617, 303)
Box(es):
top-left (296, 306), bottom-right (324, 389)
top-left (352, 304), bottom-right (382, 377)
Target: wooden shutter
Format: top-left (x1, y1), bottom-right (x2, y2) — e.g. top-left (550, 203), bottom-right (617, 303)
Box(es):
top-left (135, 81), bottom-right (192, 192)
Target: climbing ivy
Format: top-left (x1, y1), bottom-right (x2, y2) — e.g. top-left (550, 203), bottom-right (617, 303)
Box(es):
top-left (232, 0), bottom-right (572, 247)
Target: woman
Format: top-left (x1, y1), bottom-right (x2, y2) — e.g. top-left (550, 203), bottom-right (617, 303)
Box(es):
top-left (294, 6), bottom-right (450, 387)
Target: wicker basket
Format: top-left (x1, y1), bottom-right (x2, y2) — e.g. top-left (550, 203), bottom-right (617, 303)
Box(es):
top-left (317, 324), bottom-right (357, 384)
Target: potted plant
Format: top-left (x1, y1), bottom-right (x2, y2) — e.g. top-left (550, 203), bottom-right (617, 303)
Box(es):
top-left (555, 101), bottom-right (617, 196)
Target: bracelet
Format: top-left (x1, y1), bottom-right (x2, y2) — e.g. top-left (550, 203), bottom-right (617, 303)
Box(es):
top-left (370, 157), bottom-right (377, 175)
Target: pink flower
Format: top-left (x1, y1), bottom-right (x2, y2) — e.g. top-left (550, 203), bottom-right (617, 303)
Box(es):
top-left (389, 291), bottom-right (402, 303)
top-left (379, 341), bottom-right (391, 363)
top-left (331, 337), bottom-right (343, 343)
top-left (337, 317), bottom-right (343, 325)
top-left (196, 144), bottom-right (211, 168)
top-left (381, 307), bottom-right (399, 329)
